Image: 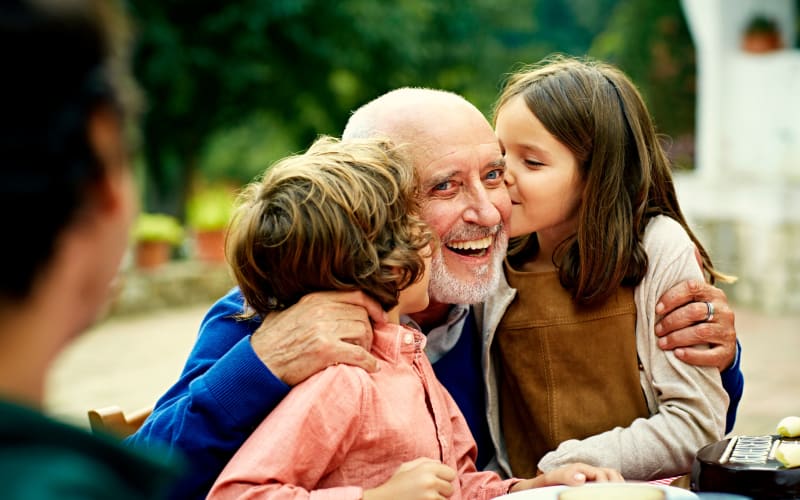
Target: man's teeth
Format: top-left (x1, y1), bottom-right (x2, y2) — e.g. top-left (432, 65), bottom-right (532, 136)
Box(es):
top-left (447, 235), bottom-right (493, 250)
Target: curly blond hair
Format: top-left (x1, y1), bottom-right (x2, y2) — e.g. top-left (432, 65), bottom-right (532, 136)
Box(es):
top-left (227, 135), bottom-right (433, 317)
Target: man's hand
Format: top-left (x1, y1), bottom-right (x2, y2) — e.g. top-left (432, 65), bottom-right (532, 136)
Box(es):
top-left (362, 458), bottom-right (456, 500)
top-left (655, 279), bottom-right (736, 371)
top-left (251, 290), bottom-right (386, 386)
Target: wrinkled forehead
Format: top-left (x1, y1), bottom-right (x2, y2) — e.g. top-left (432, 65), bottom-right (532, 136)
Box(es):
top-left (416, 139), bottom-right (502, 179)
top-left (362, 89), bottom-right (502, 179)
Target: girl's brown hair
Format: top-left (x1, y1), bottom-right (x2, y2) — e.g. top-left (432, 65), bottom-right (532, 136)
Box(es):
top-left (494, 55), bottom-right (734, 305)
top-left (226, 135), bottom-right (433, 317)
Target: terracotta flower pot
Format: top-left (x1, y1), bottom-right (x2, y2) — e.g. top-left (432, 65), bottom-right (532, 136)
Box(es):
top-left (194, 229), bottom-right (226, 263)
top-left (741, 32), bottom-right (783, 53)
top-left (135, 241), bottom-right (172, 270)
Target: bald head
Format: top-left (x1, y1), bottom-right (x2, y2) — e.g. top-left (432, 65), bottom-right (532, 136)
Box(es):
top-left (343, 87), bottom-right (495, 166)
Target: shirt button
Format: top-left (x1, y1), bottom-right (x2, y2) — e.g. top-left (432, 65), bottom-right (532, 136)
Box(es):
top-left (403, 333), bottom-right (414, 345)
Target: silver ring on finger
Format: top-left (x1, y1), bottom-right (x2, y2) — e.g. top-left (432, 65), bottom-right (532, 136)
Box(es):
top-left (704, 301), bottom-right (715, 322)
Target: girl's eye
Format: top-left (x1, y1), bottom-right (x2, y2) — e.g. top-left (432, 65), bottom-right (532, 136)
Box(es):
top-left (524, 159), bottom-right (544, 167)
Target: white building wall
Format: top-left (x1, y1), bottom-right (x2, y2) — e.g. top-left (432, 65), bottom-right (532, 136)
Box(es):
top-left (680, 0), bottom-right (800, 312)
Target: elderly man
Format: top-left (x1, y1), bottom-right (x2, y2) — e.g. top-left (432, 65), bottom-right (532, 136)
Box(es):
top-left (130, 88), bottom-right (742, 499)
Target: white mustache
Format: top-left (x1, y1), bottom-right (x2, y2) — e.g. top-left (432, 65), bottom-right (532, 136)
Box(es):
top-left (443, 224), bottom-right (502, 244)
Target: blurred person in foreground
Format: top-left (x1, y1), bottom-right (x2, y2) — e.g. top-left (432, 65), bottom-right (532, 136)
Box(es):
top-left (131, 88), bottom-right (743, 499)
top-left (0, 0), bottom-right (180, 497)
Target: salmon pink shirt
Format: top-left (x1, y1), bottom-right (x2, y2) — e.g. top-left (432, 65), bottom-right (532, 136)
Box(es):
top-left (208, 322), bottom-right (518, 499)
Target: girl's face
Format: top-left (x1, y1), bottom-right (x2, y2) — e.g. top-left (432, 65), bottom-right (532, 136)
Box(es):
top-left (495, 95), bottom-right (585, 245)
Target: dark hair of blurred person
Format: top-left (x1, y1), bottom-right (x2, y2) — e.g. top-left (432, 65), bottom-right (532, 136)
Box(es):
top-left (0, 0), bottom-right (181, 497)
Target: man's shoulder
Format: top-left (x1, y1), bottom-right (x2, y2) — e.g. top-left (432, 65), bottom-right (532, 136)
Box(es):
top-left (199, 287), bottom-right (260, 336)
top-left (211, 286), bottom-right (246, 312)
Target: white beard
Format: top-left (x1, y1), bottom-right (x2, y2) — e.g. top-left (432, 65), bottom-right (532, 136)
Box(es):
top-left (428, 226), bottom-right (508, 305)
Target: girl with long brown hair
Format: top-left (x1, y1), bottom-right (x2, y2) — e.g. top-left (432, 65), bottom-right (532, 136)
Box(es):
top-left (482, 55), bottom-right (734, 481)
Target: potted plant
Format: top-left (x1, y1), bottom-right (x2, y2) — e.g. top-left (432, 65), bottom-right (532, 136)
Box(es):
top-left (186, 186), bottom-right (235, 263)
top-left (132, 213), bottom-right (184, 270)
top-left (741, 15), bottom-right (783, 53)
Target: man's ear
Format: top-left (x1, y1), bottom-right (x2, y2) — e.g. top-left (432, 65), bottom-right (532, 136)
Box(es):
top-left (86, 106), bottom-right (128, 212)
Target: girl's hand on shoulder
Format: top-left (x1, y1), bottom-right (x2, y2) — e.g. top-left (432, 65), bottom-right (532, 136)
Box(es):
top-left (510, 463), bottom-right (623, 491)
top-left (362, 457), bottom-right (456, 500)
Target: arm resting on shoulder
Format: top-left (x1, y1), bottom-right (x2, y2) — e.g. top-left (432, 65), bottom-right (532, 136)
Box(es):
top-left (126, 288), bottom-right (381, 499)
top-left (655, 281), bottom-right (743, 433)
top-left (126, 288), bottom-right (289, 500)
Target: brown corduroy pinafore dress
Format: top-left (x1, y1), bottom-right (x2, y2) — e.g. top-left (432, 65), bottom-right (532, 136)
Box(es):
top-left (493, 268), bottom-right (650, 477)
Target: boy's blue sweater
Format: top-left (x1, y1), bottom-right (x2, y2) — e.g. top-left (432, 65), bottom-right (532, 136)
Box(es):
top-left (127, 287), bottom-right (743, 500)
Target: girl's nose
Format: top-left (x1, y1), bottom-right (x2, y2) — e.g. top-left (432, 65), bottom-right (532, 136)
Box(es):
top-left (504, 166), bottom-right (516, 187)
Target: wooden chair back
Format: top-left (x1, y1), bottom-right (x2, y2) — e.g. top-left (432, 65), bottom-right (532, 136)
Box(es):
top-left (87, 405), bottom-right (152, 438)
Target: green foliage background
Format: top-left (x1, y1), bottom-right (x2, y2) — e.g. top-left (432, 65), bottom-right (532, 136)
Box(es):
top-left (126, 0), bottom-right (696, 216)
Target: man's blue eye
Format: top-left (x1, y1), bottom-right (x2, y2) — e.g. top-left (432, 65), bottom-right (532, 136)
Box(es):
top-left (434, 181), bottom-right (450, 191)
top-left (486, 169), bottom-right (503, 180)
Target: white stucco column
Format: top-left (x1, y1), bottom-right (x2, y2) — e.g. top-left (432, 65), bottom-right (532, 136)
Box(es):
top-left (679, 0), bottom-right (800, 312)
top-left (681, 0), bottom-right (724, 180)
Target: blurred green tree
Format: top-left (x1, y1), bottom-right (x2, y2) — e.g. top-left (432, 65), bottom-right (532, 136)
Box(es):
top-left (129, 0), bottom-right (697, 213)
top-left (130, 0), bottom-right (542, 214)
top-left (590, 0), bottom-right (697, 167)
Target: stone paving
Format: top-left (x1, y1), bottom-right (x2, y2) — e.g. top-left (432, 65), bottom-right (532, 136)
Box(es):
top-left (45, 302), bottom-right (800, 437)
top-left (45, 303), bottom-right (211, 427)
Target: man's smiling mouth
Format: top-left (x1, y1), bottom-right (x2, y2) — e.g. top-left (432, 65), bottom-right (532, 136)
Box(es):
top-left (446, 235), bottom-right (494, 257)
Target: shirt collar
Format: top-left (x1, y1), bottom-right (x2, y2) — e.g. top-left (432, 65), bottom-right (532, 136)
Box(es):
top-left (401, 304), bottom-right (470, 363)
top-left (370, 322), bottom-right (427, 363)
